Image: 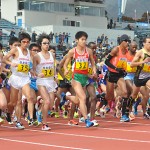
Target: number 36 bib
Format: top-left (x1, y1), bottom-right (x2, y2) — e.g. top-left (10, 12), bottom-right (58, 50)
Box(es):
top-left (42, 68), bottom-right (54, 77)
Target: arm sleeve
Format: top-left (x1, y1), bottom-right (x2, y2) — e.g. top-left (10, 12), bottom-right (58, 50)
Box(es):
top-left (104, 54), bottom-right (116, 70)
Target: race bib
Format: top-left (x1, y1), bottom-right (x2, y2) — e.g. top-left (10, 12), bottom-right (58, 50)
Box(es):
top-left (117, 58), bottom-right (127, 70)
top-left (126, 62), bottom-right (137, 73)
top-left (42, 68), bottom-right (54, 77)
top-left (17, 64), bottom-right (29, 73)
top-left (143, 63), bottom-right (150, 73)
top-left (76, 62), bottom-right (88, 70)
top-left (88, 67), bottom-right (93, 75)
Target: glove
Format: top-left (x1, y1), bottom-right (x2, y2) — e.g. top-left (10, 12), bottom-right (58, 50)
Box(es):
top-left (0, 73), bottom-right (6, 80)
top-left (115, 68), bottom-right (127, 77)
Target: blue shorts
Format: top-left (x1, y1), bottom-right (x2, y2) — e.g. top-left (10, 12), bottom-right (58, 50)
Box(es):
top-left (30, 79), bottom-right (38, 92)
top-left (99, 79), bottom-right (106, 85)
top-left (3, 78), bottom-right (11, 90)
top-left (88, 78), bottom-right (95, 84)
top-left (124, 73), bottom-right (134, 81)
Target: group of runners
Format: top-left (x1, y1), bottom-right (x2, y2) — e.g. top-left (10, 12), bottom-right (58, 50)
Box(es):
top-left (0, 31), bottom-right (149, 131)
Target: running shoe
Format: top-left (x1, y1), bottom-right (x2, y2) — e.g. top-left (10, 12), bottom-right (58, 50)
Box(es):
top-left (79, 117), bottom-right (85, 123)
top-left (120, 115), bottom-right (130, 122)
top-left (68, 120), bottom-right (78, 126)
top-left (95, 110), bottom-right (100, 116)
top-left (74, 112), bottom-right (79, 118)
top-left (129, 112), bottom-right (135, 121)
top-left (16, 122), bottom-right (25, 129)
top-left (91, 120), bottom-right (99, 127)
top-left (55, 112), bottom-right (60, 118)
top-left (0, 117), bottom-right (4, 125)
top-left (63, 111), bottom-right (68, 119)
top-left (143, 113), bottom-right (150, 119)
top-left (85, 119), bottom-right (94, 128)
top-left (28, 119), bottom-right (34, 126)
top-left (42, 124), bottom-right (51, 131)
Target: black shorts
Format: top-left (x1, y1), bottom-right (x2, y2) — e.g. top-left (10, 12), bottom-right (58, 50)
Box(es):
top-left (58, 80), bottom-right (71, 89)
top-left (134, 77), bottom-right (150, 87)
top-left (106, 71), bottom-right (124, 83)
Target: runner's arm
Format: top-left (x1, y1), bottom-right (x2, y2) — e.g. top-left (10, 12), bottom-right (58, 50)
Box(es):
top-left (104, 47), bottom-right (119, 70)
top-left (58, 55), bottom-right (67, 79)
top-left (63, 49), bottom-right (73, 76)
top-left (130, 51), bottom-right (144, 67)
top-left (3, 48), bottom-right (17, 66)
top-left (89, 49), bottom-right (96, 75)
top-left (33, 54), bottom-right (39, 77)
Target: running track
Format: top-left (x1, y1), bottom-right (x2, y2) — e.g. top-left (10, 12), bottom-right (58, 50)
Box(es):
top-left (0, 114), bottom-right (150, 150)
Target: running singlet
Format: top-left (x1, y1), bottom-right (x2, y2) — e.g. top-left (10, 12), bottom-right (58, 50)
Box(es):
top-left (36, 52), bottom-right (54, 78)
top-left (57, 61), bottom-right (72, 81)
top-left (108, 46), bottom-right (127, 73)
top-left (11, 47), bottom-right (30, 77)
top-left (126, 51), bottom-right (137, 73)
top-left (135, 49), bottom-right (150, 79)
top-left (73, 48), bottom-right (89, 75)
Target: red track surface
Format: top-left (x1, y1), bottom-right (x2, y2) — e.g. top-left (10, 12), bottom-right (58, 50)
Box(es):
top-left (0, 114), bottom-right (150, 150)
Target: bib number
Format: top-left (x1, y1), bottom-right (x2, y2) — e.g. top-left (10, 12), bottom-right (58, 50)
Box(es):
top-left (88, 68), bottom-right (93, 75)
top-left (126, 63), bottom-right (136, 73)
top-left (143, 63), bottom-right (150, 73)
top-left (42, 69), bottom-right (54, 77)
top-left (17, 64), bottom-right (29, 73)
top-left (76, 62), bottom-right (88, 70)
top-left (117, 60), bottom-right (127, 70)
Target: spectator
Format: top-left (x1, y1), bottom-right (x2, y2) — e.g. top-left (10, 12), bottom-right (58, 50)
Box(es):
top-left (9, 28), bottom-right (15, 38)
top-left (49, 31), bottom-right (54, 43)
top-left (31, 31), bottom-right (37, 42)
top-left (110, 19), bottom-right (113, 29)
top-left (117, 35), bottom-right (121, 45)
top-left (55, 33), bottom-right (59, 44)
top-left (97, 36), bottom-right (101, 44)
top-left (113, 21), bottom-right (116, 28)
top-left (101, 34), bottom-right (104, 43)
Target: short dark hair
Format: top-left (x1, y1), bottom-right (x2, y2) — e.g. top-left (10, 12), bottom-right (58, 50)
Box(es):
top-left (19, 32), bottom-right (31, 42)
top-left (37, 34), bottom-right (50, 46)
top-left (88, 42), bottom-right (96, 48)
top-left (29, 43), bottom-right (39, 50)
top-left (75, 31), bottom-right (88, 40)
top-left (9, 37), bottom-right (19, 45)
top-left (49, 46), bottom-right (56, 51)
top-left (143, 37), bottom-right (150, 43)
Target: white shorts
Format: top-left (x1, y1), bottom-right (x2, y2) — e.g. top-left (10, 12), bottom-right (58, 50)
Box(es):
top-left (36, 78), bottom-right (57, 93)
top-left (9, 74), bottom-right (30, 90)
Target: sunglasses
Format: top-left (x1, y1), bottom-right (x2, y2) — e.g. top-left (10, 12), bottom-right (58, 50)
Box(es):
top-left (21, 41), bottom-right (30, 44)
top-left (123, 39), bottom-right (130, 43)
top-left (42, 42), bottom-right (50, 45)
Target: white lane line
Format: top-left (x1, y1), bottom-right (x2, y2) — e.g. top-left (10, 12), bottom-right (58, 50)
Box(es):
top-left (0, 137), bottom-right (92, 150)
top-left (1, 125), bottom-right (150, 144)
top-left (47, 121), bottom-right (150, 133)
top-left (90, 118), bottom-right (150, 126)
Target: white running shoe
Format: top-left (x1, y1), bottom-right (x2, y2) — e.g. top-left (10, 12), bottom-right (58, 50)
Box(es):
top-left (0, 117), bottom-right (4, 125)
top-left (42, 124), bottom-right (51, 131)
top-left (16, 122), bottom-right (25, 130)
top-left (91, 120), bottom-right (99, 127)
